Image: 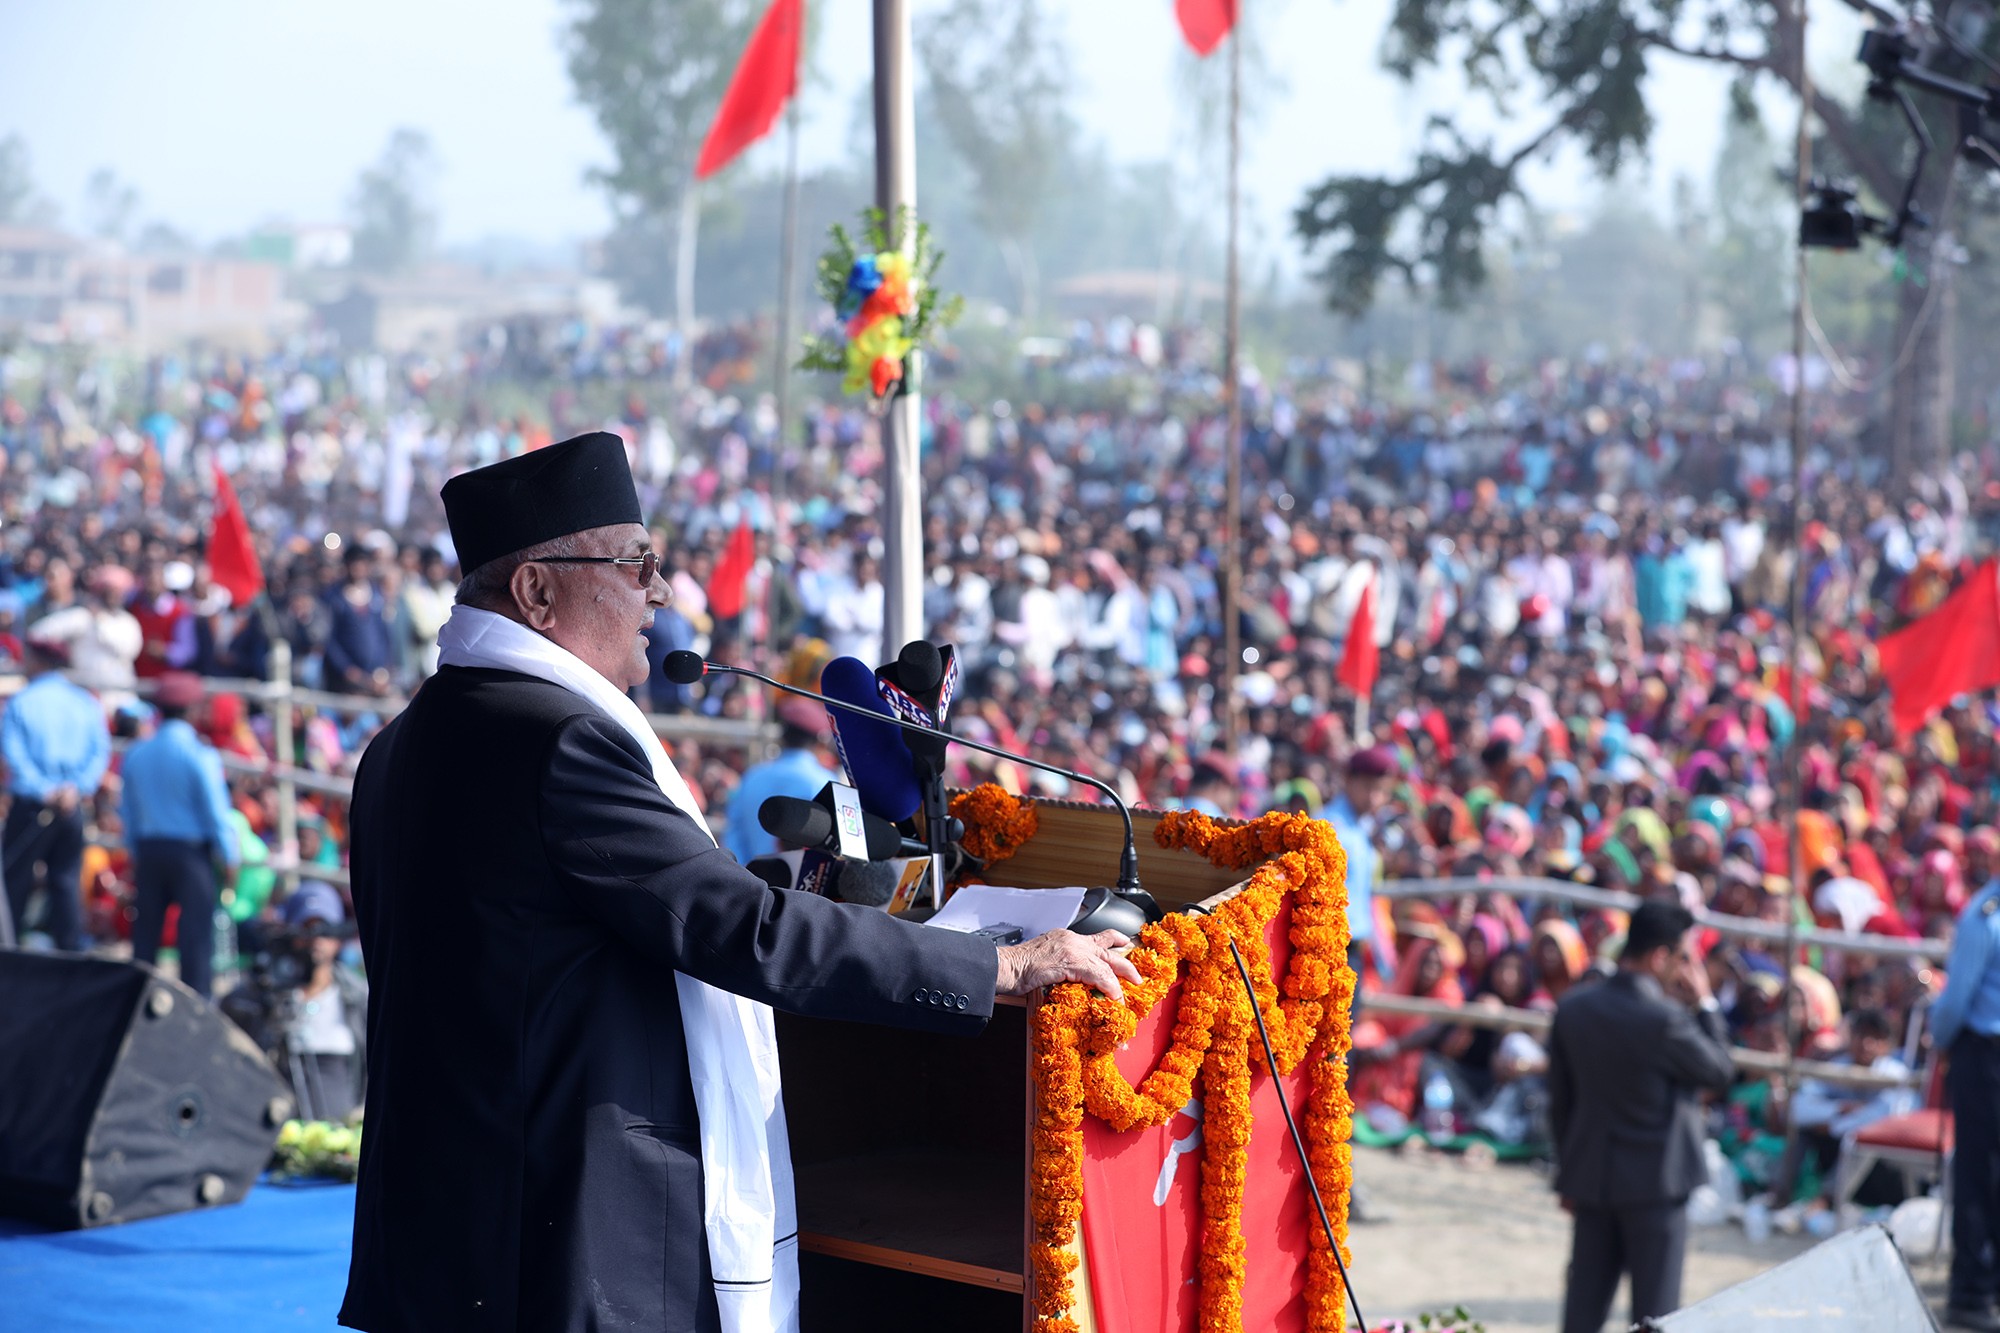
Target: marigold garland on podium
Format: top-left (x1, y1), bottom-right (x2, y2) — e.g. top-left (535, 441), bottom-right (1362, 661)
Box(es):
top-left (776, 794), bottom-right (1357, 1332)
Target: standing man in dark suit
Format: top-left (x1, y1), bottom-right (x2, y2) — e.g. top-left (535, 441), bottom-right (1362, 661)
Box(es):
top-left (338, 432), bottom-right (1137, 1333)
top-left (1547, 899), bottom-right (1735, 1333)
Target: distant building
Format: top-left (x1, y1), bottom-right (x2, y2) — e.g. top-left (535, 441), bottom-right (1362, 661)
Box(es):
top-left (244, 223), bottom-right (354, 270)
top-left (317, 265), bottom-right (628, 353)
top-left (0, 227), bottom-right (85, 337)
top-left (0, 225), bottom-right (287, 349)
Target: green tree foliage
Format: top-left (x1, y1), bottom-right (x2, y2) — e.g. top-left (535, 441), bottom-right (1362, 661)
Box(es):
top-left (83, 168), bottom-right (140, 243)
top-left (1294, 0), bottom-right (2000, 481)
top-left (917, 0), bottom-right (1072, 321)
top-left (564, 0), bottom-right (756, 222)
top-left (1707, 106), bottom-right (1792, 353)
top-left (564, 0), bottom-right (760, 349)
top-left (0, 134), bottom-right (58, 227)
top-left (349, 128), bottom-right (439, 274)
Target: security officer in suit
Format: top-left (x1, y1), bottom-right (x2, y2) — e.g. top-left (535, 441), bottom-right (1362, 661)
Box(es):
top-left (338, 433), bottom-right (1138, 1333)
top-left (1547, 899), bottom-right (1735, 1333)
top-left (1936, 876), bottom-right (2000, 1332)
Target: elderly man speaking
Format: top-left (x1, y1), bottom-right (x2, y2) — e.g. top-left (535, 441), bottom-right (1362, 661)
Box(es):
top-left (337, 432), bottom-right (1135, 1333)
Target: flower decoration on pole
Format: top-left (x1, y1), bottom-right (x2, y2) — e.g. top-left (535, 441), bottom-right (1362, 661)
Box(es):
top-left (799, 206), bottom-right (962, 403)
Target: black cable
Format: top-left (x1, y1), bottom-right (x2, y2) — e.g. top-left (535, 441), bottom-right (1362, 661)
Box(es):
top-left (1228, 936), bottom-right (1370, 1333)
top-left (1181, 903), bottom-right (1369, 1333)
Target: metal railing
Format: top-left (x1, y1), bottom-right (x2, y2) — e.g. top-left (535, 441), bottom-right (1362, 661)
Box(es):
top-left (1379, 876), bottom-right (1951, 963)
top-left (1364, 992), bottom-right (1921, 1091)
top-left (18, 650), bottom-right (773, 899)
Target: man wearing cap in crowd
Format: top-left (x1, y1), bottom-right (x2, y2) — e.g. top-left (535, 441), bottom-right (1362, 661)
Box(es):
top-left (1318, 745), bottom-right (1397, 981)
top-left (122, 670), bottom-right (240, 998)
top-left (1, 631), bottom-right (111, 954)
top-left (721, 695), bottom-right (843, 866)
top-left (338, 431), bottom-right (1138, 1333)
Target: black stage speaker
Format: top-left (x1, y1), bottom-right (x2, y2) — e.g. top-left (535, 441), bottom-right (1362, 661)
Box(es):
top-left (0, 951), bottom-right (291, 1229)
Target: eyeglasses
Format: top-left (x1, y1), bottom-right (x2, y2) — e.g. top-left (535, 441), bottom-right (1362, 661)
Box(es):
top-left (528, 552), bottom-right (664, 587)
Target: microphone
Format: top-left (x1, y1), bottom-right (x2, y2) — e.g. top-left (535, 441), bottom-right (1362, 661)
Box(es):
top-left (820, 656), bottom-right (926, 823)
top-left (663, 650), bottom-right (1145, 896)
top-left (743, 847), bottom-right (907, 907)
top-left (759, 791), bottom-right (925, 861)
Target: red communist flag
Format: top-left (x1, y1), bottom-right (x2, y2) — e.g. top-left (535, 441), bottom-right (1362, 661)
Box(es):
top-left (207, 463), bottom-right (264, 608)
top-left (707, 517), bottom-right (757, 620)
top-left (695, 0), bottom-right (803, 179)
top-left (1175, 0), bottom-right (1237, 55)
top-left (1336, 574), bottom-right (1379, 697)
top-left (1877, 558), bottom-right (2000, 736)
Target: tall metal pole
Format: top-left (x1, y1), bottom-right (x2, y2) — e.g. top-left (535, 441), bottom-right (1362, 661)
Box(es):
top-left (1220, 12), bottom-right (1244, 757)
top-left (773, 101), bottom-right (801, 506)
top-left (1780, 0), bottom-right (1813, 1120)
top-left (873, 0), bottom-right (922, 663)
top-left (769, 97), bottom-right (802, 654)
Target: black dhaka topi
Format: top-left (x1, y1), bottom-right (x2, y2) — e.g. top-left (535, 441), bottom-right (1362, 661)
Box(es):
top-left (441, 432), bottom-right (643, 574)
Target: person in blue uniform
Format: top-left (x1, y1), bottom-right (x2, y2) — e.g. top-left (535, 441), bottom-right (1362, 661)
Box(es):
top-left (1936, 873), bottom-right (2000, 1333)
top-left (721, 696), bottom-right (841, 866)
top-left (2, 633), bottom-right (111, 952)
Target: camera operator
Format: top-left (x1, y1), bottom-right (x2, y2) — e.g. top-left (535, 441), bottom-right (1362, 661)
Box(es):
top-left (274, 882), bottom-right (367, 1121)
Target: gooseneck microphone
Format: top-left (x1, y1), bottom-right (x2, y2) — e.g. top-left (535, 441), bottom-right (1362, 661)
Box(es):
top-left (662, 650), bottom-right (1144, 895)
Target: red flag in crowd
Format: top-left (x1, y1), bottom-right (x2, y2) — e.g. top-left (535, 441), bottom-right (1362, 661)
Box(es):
top-left (695, 0), bottom-right (803, 179)
top-left (1336, 575), bottom-right (1379, 697)
top-left (707, 517), bottom-right (757, 620)
top-left (1877, 558), bottom-right (2000, 736)
top-left (207, 463), bottom-right (264, 608)
top-left (1174, 0), bottom-right (1237, 55)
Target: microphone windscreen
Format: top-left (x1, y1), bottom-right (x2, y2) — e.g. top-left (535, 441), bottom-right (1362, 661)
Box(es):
top-left (860, 809), bottom-right (905, 861)
top-left (743, 855), bottom-right (795, 890)
top-left (896, 640), bottom-right (945, 698)
top-left (821, 656), bottom-right (923, 823)
top-left (836, 857), bottom-right (901, 908)
top-left (759, 795), bottom-right (833, 849)
top-left (661, 650), bottom-right (708, 685)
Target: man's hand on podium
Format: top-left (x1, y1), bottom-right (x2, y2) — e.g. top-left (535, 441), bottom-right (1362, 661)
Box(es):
top-left (996, 930), bottom-right (1141, 1001)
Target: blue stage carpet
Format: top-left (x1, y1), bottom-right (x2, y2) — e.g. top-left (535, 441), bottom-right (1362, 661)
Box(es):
top-left (0, 1179), bottom-right (355, 1332)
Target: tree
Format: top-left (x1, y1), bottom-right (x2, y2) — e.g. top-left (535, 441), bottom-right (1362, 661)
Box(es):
top-left (565, 0), bottom-right (760, 345)
top-left (0, 134), bottom-right (58, 227)
top-left (1707, 104), bottom-right (1792, 354)
top-left (917, 0), bottom-right (1072, 323)
top-left (349, 128), bottom-right (439, 274)
top-left (83, 168), bottom-right (140, 242)
top-left (1292, 0), bottom-right (1999, 486)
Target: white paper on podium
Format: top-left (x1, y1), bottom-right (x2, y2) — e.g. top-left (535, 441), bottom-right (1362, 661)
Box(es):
top-left (925, 884), bottom-right (1085, 941)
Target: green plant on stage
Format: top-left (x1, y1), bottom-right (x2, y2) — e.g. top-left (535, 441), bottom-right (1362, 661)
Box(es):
top-left (271, 1117), bottom-right (363, 1182)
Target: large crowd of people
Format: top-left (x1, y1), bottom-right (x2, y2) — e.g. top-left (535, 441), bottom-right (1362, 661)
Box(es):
top-left (3, 332), bottom-right (1995, 1239)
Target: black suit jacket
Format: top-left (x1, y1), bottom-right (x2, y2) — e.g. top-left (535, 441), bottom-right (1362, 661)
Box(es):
top-left (1546, 970), bottom-right (1735, 1208)
top-left (337, 667), bottom-right (1000, 1333)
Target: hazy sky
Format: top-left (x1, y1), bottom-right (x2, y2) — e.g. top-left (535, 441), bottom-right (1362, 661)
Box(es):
top-left (0, 0), bottom-right (1864, 262)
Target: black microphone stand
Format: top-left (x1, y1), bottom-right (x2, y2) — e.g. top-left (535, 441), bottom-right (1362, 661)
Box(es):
top-left (666, 652), bottom-right (1144, 896)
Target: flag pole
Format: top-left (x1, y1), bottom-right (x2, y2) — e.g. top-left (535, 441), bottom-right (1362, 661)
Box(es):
top-left (1219, 2), bottom-right (1244, 759)
top-left (1780, 0), bottom-right (1812, 1138)
top-left (873, 0), bottom-right (922, 667)
top-left (768, 69), bottom-right (803, 660)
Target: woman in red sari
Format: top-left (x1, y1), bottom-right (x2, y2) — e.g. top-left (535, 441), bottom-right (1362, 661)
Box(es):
top-left (1350, 925), bottom-right (1471, 1119)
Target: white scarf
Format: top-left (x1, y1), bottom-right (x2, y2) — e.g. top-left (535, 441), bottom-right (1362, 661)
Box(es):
top-left (436, 606), bottom-right (800, 1333)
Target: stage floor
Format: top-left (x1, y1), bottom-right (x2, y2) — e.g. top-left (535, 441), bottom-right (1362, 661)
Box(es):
top-left (0, 1179), bottom-right (355, 1332)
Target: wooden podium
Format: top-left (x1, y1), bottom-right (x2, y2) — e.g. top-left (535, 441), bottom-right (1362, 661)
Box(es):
top-left (777, 801), bottom-right (1256, 1332)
